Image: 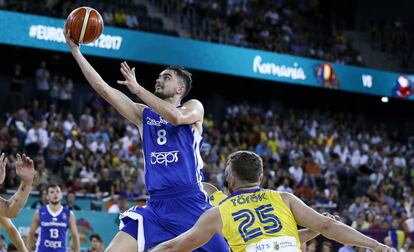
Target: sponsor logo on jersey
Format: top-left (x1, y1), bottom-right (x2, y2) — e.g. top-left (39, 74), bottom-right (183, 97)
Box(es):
top-left (146, 116), bottom-right (168, 126)
top-left (44, 240), bottom-right (62, 249)
top-left (40, 221), bottom-right (67, 227)
top-left (150, 150), bottom-right (179, 166)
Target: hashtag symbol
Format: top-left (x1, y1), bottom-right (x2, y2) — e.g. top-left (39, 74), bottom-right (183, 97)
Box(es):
top-left (29, 25), bottom-right (37, 37)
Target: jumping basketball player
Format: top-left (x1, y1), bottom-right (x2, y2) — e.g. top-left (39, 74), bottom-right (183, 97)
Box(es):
top-left (64, 31), bottom-right (228, 252)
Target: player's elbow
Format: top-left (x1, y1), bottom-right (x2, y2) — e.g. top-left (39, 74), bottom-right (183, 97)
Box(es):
top-left (167, 112), bottom-right (183, 126)
top-left (319, 217), bottom-right (337, 235)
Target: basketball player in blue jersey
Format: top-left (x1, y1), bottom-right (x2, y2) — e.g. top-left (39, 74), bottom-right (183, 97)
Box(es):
top-left (28, 185), bottom-right (80, 252)
top-left (64, 31), bottom-right (228, 252)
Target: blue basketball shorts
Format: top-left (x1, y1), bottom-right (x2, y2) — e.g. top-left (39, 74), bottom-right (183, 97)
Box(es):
top-left (119, 186), bottom-right (228, 251)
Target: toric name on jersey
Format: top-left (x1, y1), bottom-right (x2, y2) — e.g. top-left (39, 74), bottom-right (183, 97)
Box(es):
top-left (230, 193), bottom-right (268, 207)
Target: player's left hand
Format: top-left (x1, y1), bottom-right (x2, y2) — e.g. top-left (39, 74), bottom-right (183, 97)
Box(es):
top-left (118, 61), bottom-right (141, 94)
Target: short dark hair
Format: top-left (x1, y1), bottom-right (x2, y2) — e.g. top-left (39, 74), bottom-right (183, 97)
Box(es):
top-left (165, 65), bottom-right (192, 98)
top-left (90, 233), bottom-right (103, 242)
top-left (47, 184), bottom-right (60, 192)
top-left (227, 151), bottom-right (263, 183)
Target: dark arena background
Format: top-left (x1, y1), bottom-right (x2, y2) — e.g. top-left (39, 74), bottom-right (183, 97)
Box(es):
top-left (0, 0), bottom-right (414, 251)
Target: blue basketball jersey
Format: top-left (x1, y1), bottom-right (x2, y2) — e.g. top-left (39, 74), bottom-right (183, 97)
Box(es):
top-left (36, 206), bottom-right (70, 252)
top-left (142, 108), bottom-right (204, 193)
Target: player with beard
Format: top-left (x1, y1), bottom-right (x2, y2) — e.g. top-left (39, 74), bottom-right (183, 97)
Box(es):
top-left (64, 31), bottom-right (228, 252)
top-left (28, 185), bottom-right (80, 252)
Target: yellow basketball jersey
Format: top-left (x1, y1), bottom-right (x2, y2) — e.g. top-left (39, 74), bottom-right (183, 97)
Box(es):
top-left (218, 189), bottom-right (301, 252)
top-left (210, 190), bottom-right (228, 207)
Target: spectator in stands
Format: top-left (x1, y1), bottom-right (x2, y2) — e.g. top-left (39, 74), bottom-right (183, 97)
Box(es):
top-left (338, 245), bottom-right (356, 252)
top-left (97, 168), bottom-right (114, 195)
top-left (0, 127), bottom-right (11, 154)
top-left (113, 8), bottom-right (127, 27)
top-left (59, 76), bottom-right (73, 113)
top-left (305, 240), bottom-right (317, 252)
top-left (35, 61), bottom-right (50, 103)
top-left (45, 132), bottom-right (64, 174)
top-left (289, 158), bottom-right (304, 185)
top-left (102, 7), bottom-right (114, 25)
top-left (89, 136), bottom-right (106, 154)
top-left (31, 188), bottom-right (48, 209)
top-left (321, 241), bottom-right (334, 252)
top-left (126, 11), bottom-right (139, 29)
top-left (107, 195), bottom-right (129, 214)
top-left (388, 218), bottom-right (405, 250)
top-left (32, 158), bottom-right (48, 190)
top-left (49, 75), bottom-right (61, 106)
top-left (63, 113), bottom-right (76, 134)
top-left (80, 107), bottom-right (94, 132)
top-left (65, 192), bottom-right (81, 211)
top-left (24, 120), bottom-right (48, 156)
top-left (120, 179), bottom-right (142, 200)
top-left (403, 207), bottom-right (414, 235)
top-left (276, 178), bottom-right (293, 193)
top-left (88, 234), bottom-right (104, 252)
top-left (9, 64), bottom-right (24, 111)
top-left (63, 146), bottom-right (81, 179)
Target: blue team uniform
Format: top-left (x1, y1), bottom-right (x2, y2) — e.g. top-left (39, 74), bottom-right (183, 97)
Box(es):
top-left (120, 108), bottom-right (228, 251)
top-left (36, 206), bottom-right (70, 252)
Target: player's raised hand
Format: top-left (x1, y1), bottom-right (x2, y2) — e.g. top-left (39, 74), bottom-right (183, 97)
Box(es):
top-left (15, 154), bottom-right (35, 185)
top-left (0, 153), bottom-right (7, 184)
top-left (117, 61), bottom-right (141, 94)
top-left (63, 27), bottom-right (80, 53)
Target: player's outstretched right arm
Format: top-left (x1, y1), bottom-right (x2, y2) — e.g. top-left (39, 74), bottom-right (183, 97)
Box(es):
top-left (63, 30), bottom-right (145, 128)
top-left (0, 217), bottom-right (28, 252)
top-left (28, 210), bottom-right (40, 252)
top-left (281, 192), bottom-right (393, 252)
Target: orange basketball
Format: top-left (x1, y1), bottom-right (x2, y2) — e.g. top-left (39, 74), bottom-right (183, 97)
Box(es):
top-left (65, 7), bottom-right (103, 44)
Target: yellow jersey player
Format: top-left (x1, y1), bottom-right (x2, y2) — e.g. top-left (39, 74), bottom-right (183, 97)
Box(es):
top-left (153, 151), bottom-right (392, 252)
top-left (202, 182), bottom-right (339, 248)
